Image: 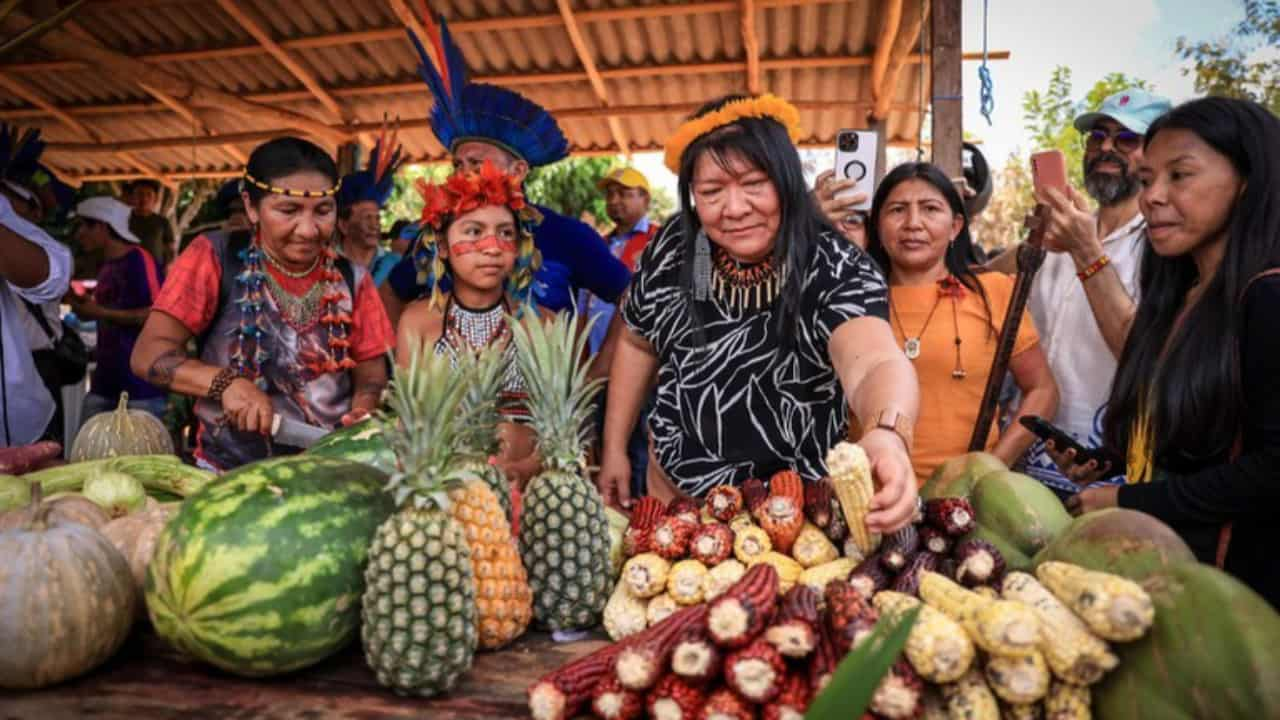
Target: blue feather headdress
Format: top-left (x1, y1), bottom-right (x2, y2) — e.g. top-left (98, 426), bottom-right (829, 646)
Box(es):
top-left (337, 124), bottom-right (405, 210)
top-left (405, 8), bottom-right (569, 168)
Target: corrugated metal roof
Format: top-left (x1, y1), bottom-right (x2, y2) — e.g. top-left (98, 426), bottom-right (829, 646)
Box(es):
top-left (0, 0), bottom-right (937, 182)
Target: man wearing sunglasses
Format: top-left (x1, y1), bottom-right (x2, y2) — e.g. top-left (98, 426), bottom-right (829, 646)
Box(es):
top-left (1015, 88), bottom-right (1172, 499)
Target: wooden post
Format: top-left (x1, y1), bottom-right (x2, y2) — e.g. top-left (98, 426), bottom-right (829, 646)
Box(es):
top-left (930, 0), bottom-right (962, 180)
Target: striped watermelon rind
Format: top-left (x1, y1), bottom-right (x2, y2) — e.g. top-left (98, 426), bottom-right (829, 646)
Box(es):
top-left (145, 456), bottom-right (394, 677)
top-left (306, 419), bottom-right (397, 475)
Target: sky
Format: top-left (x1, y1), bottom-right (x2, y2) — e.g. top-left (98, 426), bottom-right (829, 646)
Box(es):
top-left (629, 0), bottom-right (1251, 197)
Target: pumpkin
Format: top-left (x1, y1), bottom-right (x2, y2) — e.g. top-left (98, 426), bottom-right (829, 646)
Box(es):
top-left (101, 502), bottom-right (179, 606)
top-left (0, 484), bottom-right (137, 688)
top-left (0, 491), bottom-right (109, 532)
top-left (70, 391), bottom-right (173, 462)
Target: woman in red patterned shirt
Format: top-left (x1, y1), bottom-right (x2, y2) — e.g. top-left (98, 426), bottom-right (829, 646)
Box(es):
top-left (130, 137), bottom-right (394, 471)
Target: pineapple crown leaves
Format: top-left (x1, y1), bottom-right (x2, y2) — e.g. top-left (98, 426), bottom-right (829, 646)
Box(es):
top-left (507, 308), bottom-right (604, 475)
top-left (453, 343), bottom-right (509, 459)
top-left (377, 338), bottom-right (487, 511)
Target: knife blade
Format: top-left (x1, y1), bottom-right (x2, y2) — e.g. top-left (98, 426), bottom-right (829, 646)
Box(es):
top-left (271, 413), bottom-right (330, 449)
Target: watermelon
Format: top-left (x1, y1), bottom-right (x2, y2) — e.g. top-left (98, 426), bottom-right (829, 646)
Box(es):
top-left (146, 456), bottom-right (394, 677)
top-left (920, 452), bottom-right (1006, 500)
top-left (1094, 561), bottom-right (1280, 719)
top-left (964, 470), bottom-right (1071, 572)
top-left (306, 419), bottom-right (396, 475)
top-left (1032, 508), bottom-right (1195, 582)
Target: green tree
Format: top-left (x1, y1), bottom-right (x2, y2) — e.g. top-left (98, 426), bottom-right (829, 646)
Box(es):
top-left (523, 156), bottom-right (616, 225)
top-left (1177, 0), bottom-right (1280, 113)
top-left (381, 162), bottom-right (452, 228)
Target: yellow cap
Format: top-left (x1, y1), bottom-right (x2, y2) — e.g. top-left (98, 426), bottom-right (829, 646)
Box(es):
top-left (596, 166), bottom-right (650, 193)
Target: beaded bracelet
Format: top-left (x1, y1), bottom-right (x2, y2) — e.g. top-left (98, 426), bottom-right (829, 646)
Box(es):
top-left (207, 367), bottom-right (241, 403)
top-left (1077, 254), bottom-right (1111, 282)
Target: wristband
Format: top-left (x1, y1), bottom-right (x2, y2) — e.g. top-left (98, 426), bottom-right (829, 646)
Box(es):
top-left (208, 367), bottom-right (241, 403)
top-left (1077, 254), bottom-right (1111, 282)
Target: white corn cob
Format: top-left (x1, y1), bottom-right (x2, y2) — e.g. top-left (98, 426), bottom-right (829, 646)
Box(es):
top-left (703, 559), bottom-right (747, 601)
top-left (667, 559), bottom-right (710, 605)
top-left (1002, 572), bottom-right (1118, 685)
top-left (825, 441), bottom-right (881, 556)
top-left (874, 590), bottom-right (976, 684)
top-left (603, 581), bottom-right (648, 641)
top-left (1036, 562), bottom-right (1154, 643)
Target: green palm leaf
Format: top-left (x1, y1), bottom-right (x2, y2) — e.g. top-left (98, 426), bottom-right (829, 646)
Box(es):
top-left (805, 605), bottom-right (920, 720)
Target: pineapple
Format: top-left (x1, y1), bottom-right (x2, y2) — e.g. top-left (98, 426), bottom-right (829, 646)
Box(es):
top-left (361, 346), bottom-right (480, 697)
top-left (510, 309), bottom-right (611, 631)
top-left (449, 346), bottom-right (533, 650)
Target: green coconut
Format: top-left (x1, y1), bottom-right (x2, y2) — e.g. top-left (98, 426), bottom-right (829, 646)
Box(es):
top-left (920, 452), bottom-right (1007, 500)
top-left (965, 470), bottom-right (1071, 562)
top-left (1031, 508), bottom-right (1195, 582)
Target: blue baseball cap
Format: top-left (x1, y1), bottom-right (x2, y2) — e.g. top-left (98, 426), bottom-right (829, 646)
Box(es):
top-left (1073, 88), bottom-right (1173, 135)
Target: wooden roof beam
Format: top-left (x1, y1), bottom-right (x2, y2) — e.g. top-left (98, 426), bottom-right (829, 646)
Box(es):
top-left (872, 0), bottom-right (929, 122)
top-left (870, 0), bottom-right (904, 99)
top-left (215, 0), bottom-right (346, 123)
top-left (555, 0), bottom-right (630, 157)
top-left (740, 0), bottom-right (761, 94)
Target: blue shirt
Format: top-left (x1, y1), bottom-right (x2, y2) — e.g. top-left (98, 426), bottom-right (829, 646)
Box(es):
top-left (585, 217), bottom-right (650, 354)
top-left (386, 204), bottom-right (631, 313)
top-left (369, 249), bottom-right (400, 288)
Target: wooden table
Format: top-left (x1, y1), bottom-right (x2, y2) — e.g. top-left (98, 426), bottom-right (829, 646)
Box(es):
top-left (1, 630), bottom-right (608, 719)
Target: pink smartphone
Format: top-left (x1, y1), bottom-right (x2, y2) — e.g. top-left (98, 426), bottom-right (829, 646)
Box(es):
top-left (1030, 150), bottom-right (1068, 199)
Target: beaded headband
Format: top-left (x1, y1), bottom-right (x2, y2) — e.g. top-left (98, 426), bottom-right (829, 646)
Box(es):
top-left (242, 172), bottom-right (342, 199)
top-left (663, 94), bottom-right (805, 173)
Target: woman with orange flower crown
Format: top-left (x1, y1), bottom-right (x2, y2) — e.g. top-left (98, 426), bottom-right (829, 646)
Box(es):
top-left (395, 159), bottom-right (543, 487)
top-left (597, 93), bottom-right (921, 537)
top-left (130, 137), bottom-right (394, 471)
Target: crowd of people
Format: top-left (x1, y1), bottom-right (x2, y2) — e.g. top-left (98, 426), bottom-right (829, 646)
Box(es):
top-left (1, 14), bottom-right (1277, 609)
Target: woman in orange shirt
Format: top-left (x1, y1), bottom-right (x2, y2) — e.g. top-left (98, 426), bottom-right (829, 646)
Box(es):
top-left (867, 162), bottom-right (1059, 483)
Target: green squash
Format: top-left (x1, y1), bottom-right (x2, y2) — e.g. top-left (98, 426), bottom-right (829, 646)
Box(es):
top-left (920, 452), bottom-right (1006, 500)
top-left (963, 470), bottom-right (1071, 571)
top-left (1032, 508), bottom-right (1195, 582)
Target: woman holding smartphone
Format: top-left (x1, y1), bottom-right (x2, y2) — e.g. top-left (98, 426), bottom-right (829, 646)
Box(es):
top-left (1053, 97), bottom-right (1280, 609)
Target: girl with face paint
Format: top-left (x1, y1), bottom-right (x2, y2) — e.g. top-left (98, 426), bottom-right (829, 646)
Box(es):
top-left (395, 161), bottom-right (543, 489)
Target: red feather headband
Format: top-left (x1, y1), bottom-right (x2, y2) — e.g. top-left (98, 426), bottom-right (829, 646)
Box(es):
top-left (415, 159), bottom-right (527, 229)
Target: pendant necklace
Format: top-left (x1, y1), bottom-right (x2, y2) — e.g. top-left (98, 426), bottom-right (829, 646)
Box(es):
top-left (889, 290), bottom-right (942, 361)
top-left (889, 276), bottom-right (969, 380)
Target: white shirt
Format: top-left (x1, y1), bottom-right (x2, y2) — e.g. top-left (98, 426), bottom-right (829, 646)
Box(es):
top-left (1023, 211), bottom-right (1146, 491)
top-left (0, 194), bottom-right (72, 446)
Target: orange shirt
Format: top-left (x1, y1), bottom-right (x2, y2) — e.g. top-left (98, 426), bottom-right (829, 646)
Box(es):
top-left (888, 273), bottom-right (1039, 484)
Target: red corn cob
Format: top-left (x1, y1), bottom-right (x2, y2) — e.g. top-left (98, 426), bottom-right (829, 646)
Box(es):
top-left (741, 478), bottom-right (769, 515)
top-left (953, 538), bottom-right (1007, 587)
top-left (667, 497), bottom-right (703, 525)
top-left (808, 624), bottom-right (839, 695)
top-left (825, 580), bottom-right (879, 656)
top-left (699, 687), bottom-right (757, 720)
top-left (690, 523), bottom-right (736, 566)
top-left (616, 604), bottom-right (709, 691)
top-left (936, 556), bottom-right (958, 582)
top-left (647, 674), bottom-right (707, 720)
top-left (652, 515), bottom-right (697, 560)
top-left (624, 497), bottom-right (667, 558)
top-left (879, 525), bottom-right (921, 573)
top-left (803, 478), bottom-right (835, 529)
top-left (764, 584), bottom-right (819, 658)
top-left (725, 638), bottom-right (786, 703)
top-left (528, 642), bottom-right (628, 720)
top-left (768, 469), bottom-right (805, 505)
top-left (762, 671), bottom-right (811, 720)
top-left (671, 628), bottom-right (722, 684)
top-left (707, 485), bottom-right (745, 523)
top-left (924, 497), bottom-right (976, 537)
top-left (847, 554), bottom-right (892, 600)
top-left (869, 660), bottom-right (925, 720)
top-left (591, 675), bottom-right (644, 720)
top-left (919, 524), bottom-right (953, 555)
top-left (890, 550), bottom-right (939, 595)
top-left (756, 494), bottom-right (804, 555)
top-left (708, 563), bottom-right (780, 649)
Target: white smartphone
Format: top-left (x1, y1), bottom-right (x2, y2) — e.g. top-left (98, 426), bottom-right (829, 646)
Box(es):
top-left (833, 129), bottom-right (879, 211)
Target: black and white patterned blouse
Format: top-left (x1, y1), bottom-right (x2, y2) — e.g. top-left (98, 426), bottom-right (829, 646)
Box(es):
top-left (622, 223), bottom-right (889, 496)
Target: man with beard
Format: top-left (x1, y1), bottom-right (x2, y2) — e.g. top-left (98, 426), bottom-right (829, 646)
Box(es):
top-left (1000, 89), bottom-right (1171, 497)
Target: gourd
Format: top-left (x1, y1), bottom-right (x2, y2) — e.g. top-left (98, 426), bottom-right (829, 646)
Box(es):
top-left (0, 490), bottom-right (109, 532)
top-left (82, 471), bottom-right (147, 519)
top-left (101, 502), bottom-right (179, 606)
top-left (70, 391), bottom-right (173, 461)
top-left (0, 484), bottom-right (137, 688)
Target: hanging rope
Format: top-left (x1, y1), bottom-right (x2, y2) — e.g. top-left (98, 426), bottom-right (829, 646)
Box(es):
top-left (978, 0), bottom-right (995, 125)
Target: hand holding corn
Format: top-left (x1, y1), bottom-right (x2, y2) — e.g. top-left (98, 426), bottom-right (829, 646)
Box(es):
top-left (825, 436), bottom-right (919, 539)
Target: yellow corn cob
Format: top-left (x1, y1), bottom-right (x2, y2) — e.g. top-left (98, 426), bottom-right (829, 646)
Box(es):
top-left (729, 512), bottom-right (756, 533)
top-left (1036, 562), bottom-right (1154, 643)
top-left (1000, 702), bottom-right (1044, 720)
top-left (1044, 681), bottom-right (1091, 720)
top-left (748, 551), bottom-right (803, 594)
top-left (667, 559), bottom-right (710, 605)
top-left (792, 521), bottom-right (840, 567)
top-left (873, 590), bottom-right (976, 684)
top-left (733, 524), bottom-right (773, 564)
top-left (825, 441), bottom-right (881, 556)
top-left (622, 552), bottom-right (671, 599)
top-left (942, 667), bottom-right (1001, 720)
top-left (985, 650), bottom-right (1051, 704)
top-left (1002, 572), bottom-right (1118, 685)
top-left (603, 580), bottom-right (648, 641)
top-left (799, 557), bottom-right (858, 596)
top-left (920, 571), bottom-right (1040, 658)
top-left (974, 586), bottom-right (1001, 601)
top-left (645, 592), bottom-right (679, 627)
top-left (703, 558), bottom-right (746, 601)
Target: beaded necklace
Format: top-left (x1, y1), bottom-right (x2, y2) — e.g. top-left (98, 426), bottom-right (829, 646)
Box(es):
top-left (710, 244), bottom-right (786, 311)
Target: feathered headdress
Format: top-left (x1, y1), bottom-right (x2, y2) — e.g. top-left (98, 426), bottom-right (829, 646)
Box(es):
top-left (405, 5), bottom-right (568, 168)
top-left (411, 160), bottom-right (541, 313)
top-left (337, 123), bottom-right (405, 210)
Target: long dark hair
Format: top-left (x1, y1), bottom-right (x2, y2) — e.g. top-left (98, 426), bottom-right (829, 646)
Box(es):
top-left (243, 136), bottom-right (338, 206)
top-left (1103, 97), bottom-right (1280, 463)
top-left (675, 94), bottom-right (836, 346)
top-left (866, 162), bottom-right (992, 326)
